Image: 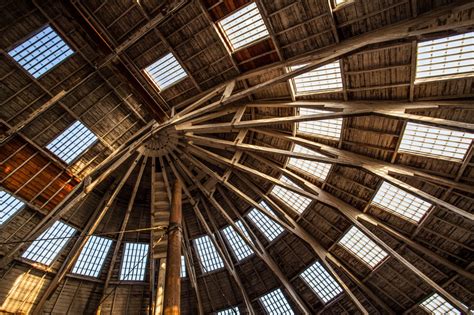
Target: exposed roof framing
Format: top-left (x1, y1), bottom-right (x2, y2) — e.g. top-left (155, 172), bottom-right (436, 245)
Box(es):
top-left (1, 1), bottom-right (474, 314)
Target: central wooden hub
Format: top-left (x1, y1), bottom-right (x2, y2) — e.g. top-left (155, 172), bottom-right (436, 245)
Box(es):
top-left (138, 127), bottom-right (179, 157)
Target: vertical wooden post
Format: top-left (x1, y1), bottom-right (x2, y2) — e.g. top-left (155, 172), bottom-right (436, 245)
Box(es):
top-left (163, 180), bottom-right (182, 315)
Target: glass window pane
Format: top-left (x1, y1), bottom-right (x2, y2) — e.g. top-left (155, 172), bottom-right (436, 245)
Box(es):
top-left (144, 53), bottom-right (187, 90)
top-left (271, 176), bottom-right (312, 214)
top-left (222, 221), bottom-right (254, 261)
top-left (420, 293), bottom-right (461, 315)
top-left (218, 2), bottom-right (269, 50)
top-left (290, 61), bottom-right (343, 95)
top-left (46, 120), bottom-right (97, 164)
top-left (8, 25), bottom-right (74, 78)
top-left (120, 242), bottom-right (149, 281)
top-left (194, 235), bottom-right (224, 273)
top-left (288, 144), bottom-right (332, 181)
top-left (297, 108), bottom-right (343, 139)
top-left (259, 289), bottom-right (294, 315)
top-left (0, 190), bottom-right (25, 224)
top-left (247, 202), bottom-right (284, 241)
top-left (22, 221), bottom-right (76, 266)
top-left (72, 236), bottom-right (112, 277)
top-left (300, 261), bottom-right (342, 303)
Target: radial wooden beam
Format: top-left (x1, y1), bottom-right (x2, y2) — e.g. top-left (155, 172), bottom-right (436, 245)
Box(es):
top-left (176, 108), bottom-right (474, 134)
top-left (98, 156), bottom-right (148, 314)
top-left (33, 154), bottom-right (143, 314)
top-left (235, 151), bottom-right (471, 313)
top-left (165, 1), bottom-right (473, 126)
top-left (165, 155), bottom-right (256, 314)
top-left (177, 149), bottom-right (369, 314)
top-left (173, 153), bottom-right (312, 314)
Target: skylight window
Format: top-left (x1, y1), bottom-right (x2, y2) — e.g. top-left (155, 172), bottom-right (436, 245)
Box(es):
top-left (338, 226), bottom-right (388, 268)
top-left (72, 236), bottom-right (112, 277)
top-left (218, 2), bottom-right (269, 51)
top-left (120, 242), bottom-right (149, 281)
top-left (259, 289), bottom-right (294, 315)
top-left (46, 120), bottom-right (97, 164)
top-left (222, 221), bottom-right (254, 261)
top-left (194, 235), bottom-right (224, 273)
top-left (297, 108), bottom-right (343, 139)
top-left (372, 181), bottom-right (432, 223)
top-left (398, 122), bottom-right (474, 161)
top-left (0, 190), bottom-right (25, 225)
top-left (8, 25), bottom-right (73, 78)
top-left (290, 61), bottom-right (343, 95)
top-left (22, 221), bottom-right (76, 266)
top-left (217, 307), bottom-right (240, 315)
top-left (420, 293), bottom-right (461, 315)
top-left (416, 32), bottom-right (474, 81)
top-left (271, 176), bottom-right (312, 214)
top-left (144, 53), bottom-right (187, 90)
top-left (181, 255), bottom-right (187, 278)
top-left (288, 144), bottom-right (332, 181)
top-left (300, 261), bottom-right (343, 303)
top-left (248, 202), bottom-right (284, 241)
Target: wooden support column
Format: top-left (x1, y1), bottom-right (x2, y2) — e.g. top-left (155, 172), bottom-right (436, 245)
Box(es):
top-left (163, 181), bottom-right (183, 315)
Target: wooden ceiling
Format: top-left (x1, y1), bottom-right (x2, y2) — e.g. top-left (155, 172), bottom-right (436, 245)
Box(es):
top-left (0, 0), bottom-right (473, 314)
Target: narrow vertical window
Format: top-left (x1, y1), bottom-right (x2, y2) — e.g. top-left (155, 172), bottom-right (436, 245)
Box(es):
top-left (22, 221), bottom-right (76, 266)
top-left (72, 236), bottom-right (112, 277)
top-left (419, 293), bottom-right (461, 315)
top-left (398, 122), bottom-right (474, 161)
top-left (222, 221), bottom-right (254, 261)
top-left (217, 307), bottom-right (240, 315)
top-left (416, 32), bottom-right (474, 81)
top-left (338, 226), bottom-right (388, 268)
top-left (46, 120), bottom-right (97, 164)
top-left (300, 261), bottom-right (342, 303)
top-left (8, 25), bottom-right (74, 78)
top-left (181, 255), bottom-right (187, 278)
top-left (297, 108), bottom-right (343, 139)
top-left (271, 176), bottom-right (312, 214)
top-left (247, 202), bottom-right (284, 241)
top-left (194, 235), bottom-right (224, 273)
top-left (259, 289), bottom-right (294, 314)
top-left (144, 53), bottom-right (187, 90)
top-left (218, 2), bottom-right (269, 51)
top-left (372, 181), bottom-right (432, 223)
top-left (0, 190), bottom-right (25, 224)
top-left (288, 144), bottom-right (332, 181)
top-left (120, 242), bottom-right (149, 281)
top-left (290, 61), bottom-right (343, 94)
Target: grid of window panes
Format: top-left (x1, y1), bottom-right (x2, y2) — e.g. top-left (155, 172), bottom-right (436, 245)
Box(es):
top-left (144, 53), bottom-right (187, 90)
top-left (181, 255), bottom-right (187, 278)
top-left (416, 32), bottom-right (474, 81)
top-left (288, 144), bottom-right (332, 181)
top-left (300, 261), bottom-right (342, 303)
top-left (372, 181), bottom-right (432, 223)
top-left (217, 307), bottom-right (240, 315)
top-left (0, 190), bottom-right (25, 225)
top-left (297, 108), bottom-right (343, 139)
top-left (22, 221), bottom-right (76, 266)
top-left (72, 236), bottom-right (112, 277)
top-left (194, 235), bottom-right (224, 273)
top-left (338, 226), bottom-right (388, 268)
top-left (259, 289), bottom-right (294, 315)
top-left (271, 176), bottom-right (312, 214)
top-left (222, 221), bottom-right (254, 261)
top-left (46, 120), bottom-right (97, 164)
top-left (398, 122), bottom-right (474, 161)
top-left (290, 61), bottom-right (343, 94)
top-left (420, 293), bottom-right (461, 315)
top-left (120, 243), bottom-right (149, 281)
top-left (218, 2), bottom-right (269, 50)
top-left (248, 202), bottom-right (284, 241)
top-left (8, 26), bottom-right (73, 78)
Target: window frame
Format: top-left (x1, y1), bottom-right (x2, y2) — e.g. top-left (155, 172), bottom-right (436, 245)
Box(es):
top-left (72, 235), bottom-right (113, 278)
top-left (119, 242), bottom-right (149, 282)
top-left (217, 2), bottom-right (270, 52)
top-left (7, 24), bottom-right (74, 79)
top-left (259, 288), bottom-right (295, 315)
top-left (300, 261), bottom-right (343, 304)
top-left (0, 189), bottom-right (26, 226)
top-left (338, 226), bottom-right (388, 269)
top-left (194, 235), bottom-right (225, 273)
top-left (143, 52), bottom-right (188, 91)
top-left (221, 221), bottom-right (254, 262)
top-left (247, 202), bottom-right (284, 242)
top-left (289, 61), bottom-right (343, 96)
top-left (45, 120), bottom-right (98, 165)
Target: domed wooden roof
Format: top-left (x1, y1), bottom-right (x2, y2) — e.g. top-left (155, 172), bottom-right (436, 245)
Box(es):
top-left (0, 0), bottom-right (473, 314)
